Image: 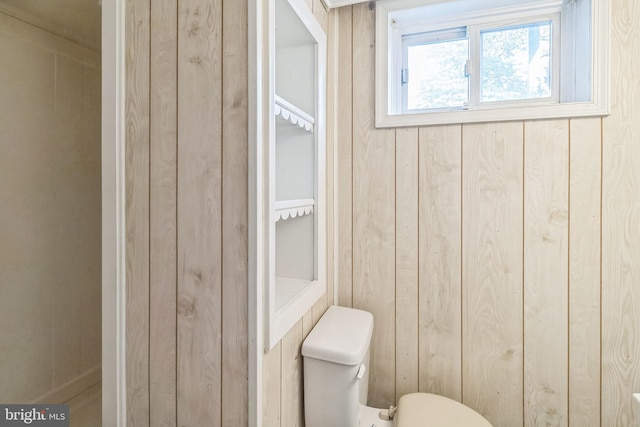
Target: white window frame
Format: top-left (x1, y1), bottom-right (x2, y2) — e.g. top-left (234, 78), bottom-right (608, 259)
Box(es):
top-left (400, 26), bottom-right (469, 113)
top-left (472, 14), bottom-right (560, 107)
top-left (375, 0), bottom-right (610, 127)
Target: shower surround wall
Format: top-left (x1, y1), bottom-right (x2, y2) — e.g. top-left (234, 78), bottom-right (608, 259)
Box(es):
top-left (0, 12), bottom-right (101, 403)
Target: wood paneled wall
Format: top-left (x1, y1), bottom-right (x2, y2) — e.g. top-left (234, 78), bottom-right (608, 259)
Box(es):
top-left (125, 0), bottom-right (337, 425)
top-left (336, 2), bottom-right (640, 426)
top-left (262, 1), bottom-right (336, 426)
top-left (125, 0), bottom-right (248, 425)
top-left (602, 0), bottom-right (640, 424)
top-left (122, 0), bottom-right (640, 425)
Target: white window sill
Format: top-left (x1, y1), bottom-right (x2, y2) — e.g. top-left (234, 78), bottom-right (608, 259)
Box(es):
top-left (375, 101), bottom-right (609, 128)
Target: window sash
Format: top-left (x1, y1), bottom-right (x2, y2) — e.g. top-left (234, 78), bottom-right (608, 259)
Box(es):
top-left (401, 28), bottom-right (470, 113)
top-left (399, 12), bottom-right (561, 113)
top-left (470, 13), bottom-right (561, 108)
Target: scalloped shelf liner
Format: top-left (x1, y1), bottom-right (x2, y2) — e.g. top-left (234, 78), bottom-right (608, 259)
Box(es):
top-left (275, 95), bottom-right (315, 132)
top-left (275, 199), bottom-right (315, 222)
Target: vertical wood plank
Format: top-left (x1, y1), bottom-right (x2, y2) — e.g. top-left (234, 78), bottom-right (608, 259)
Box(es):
top-left (395, 127), bottom-right (419, 399)
top-left (336, 5), bottom-right (353, 308)
top-left (418, 125), bottom-right (462, 401)
top-left (326, 8), bottom-right (337, 309)
top-left (125, 0), bottom-right (150, 423)
top-left (263, 344), bottom-right (282, 427)
top-left (302, 311), bottom-right (314, 339)
top-left (462, 122), bottom-right (524, 427)
top-left (149, 0), bottom-right (177, 424)
top-left (309, 0), bottom-right (331, 329)
top-left (303, 0), bottom-right (313, 15)
top-left (352, 2), bottom-right (396, 408)
top-left (222, 0), bottom-right (249, 425)
top-left (177, 0), bottom-right (223, 424)
top-left (568, 118), bottom-right (601, 427)
top-left (311, 3), bottom-right (333, 325)
top-left (602, 0), bottom-right (640, 424)
top-left (312, 0), bottom-right (329, 34)
top-left (281, 321), bottom-right (304, 427)
top-left (312, 299), bottom-right (328, 325)
top-left (523, 120), bottom-right (569, 427)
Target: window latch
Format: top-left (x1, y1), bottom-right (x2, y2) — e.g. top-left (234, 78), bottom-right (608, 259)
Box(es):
top-left (401, 68), bottom-right (409, 85)
top-left (465, 59), bottom-right (472, 77)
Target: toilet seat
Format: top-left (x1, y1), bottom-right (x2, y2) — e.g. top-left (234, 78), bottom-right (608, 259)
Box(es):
top-left (394, 393), bottom-right (492, 427)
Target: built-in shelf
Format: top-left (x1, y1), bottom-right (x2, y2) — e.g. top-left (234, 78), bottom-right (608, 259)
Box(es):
top-left (262, 0), bottom-right (327, 351)
top-left (275, 95), bottom-right (315, 132)
top-left (275, 198), bottom-right (314, 221)
top-left (275, 276), bottom-right (312, 312)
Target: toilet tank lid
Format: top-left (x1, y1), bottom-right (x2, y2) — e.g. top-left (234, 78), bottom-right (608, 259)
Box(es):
top-left (302, 305), bottom-right (374, 366)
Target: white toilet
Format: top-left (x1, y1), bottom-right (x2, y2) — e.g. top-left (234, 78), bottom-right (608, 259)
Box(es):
top-left (302, 305), bottom-right (493, 427)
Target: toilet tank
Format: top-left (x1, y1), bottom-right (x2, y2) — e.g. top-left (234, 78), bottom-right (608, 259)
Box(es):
top-left (302, 305), bottom-right (374, 427)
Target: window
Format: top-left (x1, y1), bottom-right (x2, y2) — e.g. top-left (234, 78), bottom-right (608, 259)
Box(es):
top-left (478, 19), bottom-right (555, 103)
top-left (403, 27), bottom-right (470, 111)
top-left (376, 0), bottom-right (610, 127)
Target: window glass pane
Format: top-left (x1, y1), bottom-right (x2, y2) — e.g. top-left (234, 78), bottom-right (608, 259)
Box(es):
top-left (480, 21), bottom-right (552, 102)
top-left (407, 38), bottom-right (469, 110)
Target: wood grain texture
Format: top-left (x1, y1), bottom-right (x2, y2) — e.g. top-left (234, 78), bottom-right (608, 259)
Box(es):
top-left (222, 0), bottom-right (249, 425)
top-left (281, 321), bottom-right (304, 427)
top-left (523, 120), bottom-right (569, 427)
top-left (302, 310), bottom-right (314, 339)
top-left (352, 2), bottom-right (396, 408)
top-left (326, 7), bottom-right (337, 309)
top-left (462, 122), bottom-right (524, 427)
top-left (602, 0), bottom-right (640, 424)
top-left (312, 0), bottom-right (329, 33)
top-left (149, 0), bottom-right (177, 424)
top-left (568, 118), bottom-right (601, 427)
top-left (304, 0), bottom-right (313, 15)
top-left (311, 0), bottom-right (331, 339)
top-left (336, 5), bottom-right (353, 308)
top-left (263, 343), bottom-right (282, 427)
top-left (109, 0), bottom-right (640, 424)
top-left (177, 0), bottom-right (223, 424)
top-left (334, 6), bottom-right (623, 426)
top-left (125, 0), bottom-right (151, 423)
top-left (395, 127), bottom-right (419, 399)
top-left (312, 297), bottom-right (328, 326)
top-left (418, 125), bottom-right (462, 401)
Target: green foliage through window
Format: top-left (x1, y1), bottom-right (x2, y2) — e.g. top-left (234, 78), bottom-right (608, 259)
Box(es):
top-left (402, 18), bottom-right (557, 111)
top-left (407, 39), bottom-right (469, 110)
top-left (481, 22), bottom-right (552, 102)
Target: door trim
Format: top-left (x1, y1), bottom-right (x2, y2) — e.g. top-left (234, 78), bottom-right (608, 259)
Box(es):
top-left (102, 0), bottom-right (126, 425)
